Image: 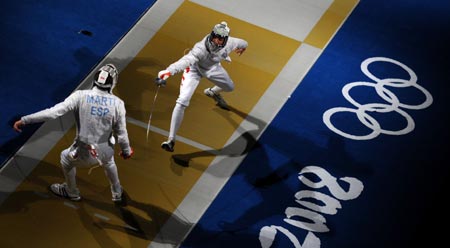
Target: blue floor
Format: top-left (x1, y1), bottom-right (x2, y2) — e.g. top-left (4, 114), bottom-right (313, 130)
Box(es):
top-left (1, 0), bottom-right (450, 247)
top-left (181, 1), bottom-right (450, 247)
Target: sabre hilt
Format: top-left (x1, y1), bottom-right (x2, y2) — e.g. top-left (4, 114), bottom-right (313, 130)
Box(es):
top-left (155, 77), bottom-right (166, 87)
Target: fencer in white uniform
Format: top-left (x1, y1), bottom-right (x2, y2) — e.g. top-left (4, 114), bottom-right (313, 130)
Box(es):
top-left (157, 21), bottom-right (248, 152)
top-left (13, 64), bottom-right (133, 203)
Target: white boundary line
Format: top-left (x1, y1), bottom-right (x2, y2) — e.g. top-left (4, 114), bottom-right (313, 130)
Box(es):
top-left (127, 116), bottom-right (217, 153)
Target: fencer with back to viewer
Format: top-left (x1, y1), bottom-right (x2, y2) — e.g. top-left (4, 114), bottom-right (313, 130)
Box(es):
top-left (156, 21), bottom-right (248, 152)
top-left (13, 64), bottom-right (134, 203)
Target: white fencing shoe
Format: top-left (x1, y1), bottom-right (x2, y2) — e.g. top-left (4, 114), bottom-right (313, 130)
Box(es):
top-left (49, 183), bottom-right (81, 201)
top-left (204, 88), bottom-right (229, 110)
top-left (112, 188), bottom-right (122, 202)
top-left (161, 140), bottom-right (175, 152)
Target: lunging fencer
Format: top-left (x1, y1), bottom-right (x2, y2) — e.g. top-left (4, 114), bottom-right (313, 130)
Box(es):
top-left (13, 64), bottom-right (134, 203)
top-left (156, 21), bottom-right (248, 152)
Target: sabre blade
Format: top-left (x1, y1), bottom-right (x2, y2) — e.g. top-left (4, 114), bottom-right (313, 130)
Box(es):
top-left (146, 85), bottom-right (160, 141)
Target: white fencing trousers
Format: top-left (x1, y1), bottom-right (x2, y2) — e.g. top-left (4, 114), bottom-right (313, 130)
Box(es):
top-left (176, 64), bottom-right (235, 107)
top-left (168, 64), bottom-right (235, 141)
top-left (60, 143), bottom-right (121, 195)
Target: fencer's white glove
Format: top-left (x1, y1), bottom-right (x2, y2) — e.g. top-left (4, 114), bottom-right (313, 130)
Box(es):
top-left (158, 70), bottom-right (171, 80)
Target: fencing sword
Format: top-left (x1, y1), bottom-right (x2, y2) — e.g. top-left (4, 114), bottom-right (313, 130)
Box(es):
top-left (146, 77), bottom-right (166, 141)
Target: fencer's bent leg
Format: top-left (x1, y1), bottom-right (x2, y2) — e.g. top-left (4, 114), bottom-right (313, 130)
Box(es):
top-left (102, 159), bottom-right (122, 195)
top-left (97, 144), bottom-right (122, 199)
top-left (203, 65), bottom-right (234, 109)
top-left (60, 148), bottom-right (80, 194)
top-left (207, 64), bottom-right (235, 93)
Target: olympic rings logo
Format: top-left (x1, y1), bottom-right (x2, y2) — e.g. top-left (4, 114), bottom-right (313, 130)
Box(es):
top-left (323, 57), bottom-right (433, 140)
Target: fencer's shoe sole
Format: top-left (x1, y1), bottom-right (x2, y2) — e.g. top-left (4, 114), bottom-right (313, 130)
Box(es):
top-left (204, 88), bottom-right (229, 110)
top-left (49, 183), bottom-right (81, 201)
top-left (112, 187), bottom-right (123, 202)
top-left (113, 188), bottom-right (127, 206)
top-left (161, 140), bottom-right (175, 152)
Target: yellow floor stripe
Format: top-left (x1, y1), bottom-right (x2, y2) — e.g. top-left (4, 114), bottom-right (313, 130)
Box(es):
top-left (304, 0), bottom-right (359, 49)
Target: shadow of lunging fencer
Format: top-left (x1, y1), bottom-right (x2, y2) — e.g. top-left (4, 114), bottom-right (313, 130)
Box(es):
top-left (170, 106), bottom-right (264, 169)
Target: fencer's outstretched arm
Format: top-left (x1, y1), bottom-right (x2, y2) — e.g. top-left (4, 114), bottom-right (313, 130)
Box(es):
top-left (166, 45), bottom-right (204, 75)
top-left (13, 92), bottom-right (80, 132)
top-left (157, 34), bottom-right (248, 83)
top-left (156, 42), bottom-right (204, 82)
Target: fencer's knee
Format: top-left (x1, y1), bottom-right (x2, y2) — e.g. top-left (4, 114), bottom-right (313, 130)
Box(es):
top-left (102, 160), bottom-right (118, 171)
top-left (60, 150), bottom-right (73, 170)
top-left (226, 84), bottom-right (235, 92)
top-left (219, 83), bottom-right (234, 92)
top-left (175, 101), bottom-right (188, 109)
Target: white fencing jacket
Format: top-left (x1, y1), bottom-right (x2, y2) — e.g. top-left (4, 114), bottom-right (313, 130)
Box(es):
top-left (167, 35), bottom-right (248, 75)
top-left (21, 87), bottom-right (131, 154)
